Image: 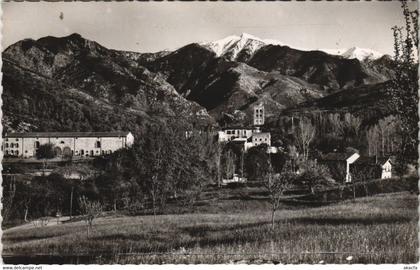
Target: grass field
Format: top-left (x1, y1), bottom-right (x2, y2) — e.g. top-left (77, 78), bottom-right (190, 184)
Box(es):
top-left (2, 191), bottom-right (418, 264)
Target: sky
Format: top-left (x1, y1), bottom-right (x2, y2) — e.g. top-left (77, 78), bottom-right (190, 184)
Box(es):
top-left (2, 1), bottom-right (417, 55)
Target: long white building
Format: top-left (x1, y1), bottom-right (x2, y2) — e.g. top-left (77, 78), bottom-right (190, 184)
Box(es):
top-left (3, 131), bottom-right (134, 158)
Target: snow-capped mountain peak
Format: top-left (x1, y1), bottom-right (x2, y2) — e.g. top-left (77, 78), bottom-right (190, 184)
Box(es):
top-left (202, 34), bottom-right (385, 62)
top-left (201, 33), bottom-right (282, 60)
top-left (203, 35), bottom-right (241, 57)
top-left (318, 47), bottom-right (384, 61)
top-left (340, 47), bottom-right (384, 61)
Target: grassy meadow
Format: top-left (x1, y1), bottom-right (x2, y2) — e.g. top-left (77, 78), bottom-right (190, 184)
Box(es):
top-left (2, 191), bottom-right (418, 264)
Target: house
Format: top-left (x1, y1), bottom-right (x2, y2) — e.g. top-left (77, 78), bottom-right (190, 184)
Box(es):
top-left (217, 127), bottom-right (255, 142)
top-left (319, 152), bottom-right (360, 183)
top-left (3, 131), bottom-right (134, 158)
top-left (351, 156), bottom-right (392, 180)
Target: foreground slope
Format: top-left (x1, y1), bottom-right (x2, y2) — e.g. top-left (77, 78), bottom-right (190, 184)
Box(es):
top-left (3, 192), bottom-right (417, 264)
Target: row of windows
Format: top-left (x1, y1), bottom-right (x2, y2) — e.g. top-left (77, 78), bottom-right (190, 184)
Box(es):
top-left (253, 138), bottom-right (269, 142)
top-left (32, 137), bottom-right (121, 140)
top-left (33, 141), bottom-right (102, 148)
top-left (5, 150), bottom-right (19, 156)
top-left (74, 149), bottom-right (113, 156)
top-left (254, 109), bottom-right (263, 114)
top-left (5, 143), bottom-right (19, 148)
top-left (226, 130), bottom-right (250, 135)
top-left (6, 139), bottom-right (118, 150)
top-left (5, 148), bottom-right (115, 157)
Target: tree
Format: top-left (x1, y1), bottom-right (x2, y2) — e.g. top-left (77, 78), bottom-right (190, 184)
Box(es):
top-left (264, 163), bottom-right (294, 229)
top-left (36, 143), bottom-right (57, 171)
top-left (36, 143), bottom-right (56, 160)
top-left (2, 175), bottom-right (16, 222)
top-left (244, 144), bottom-right (270, 181)
top-left (54, 164), bottom-right (93, 218)
top-left (340, 113), bottom-right (362, 147)
top-left (215, 142), bottom-right (223, 187)
top-left (366, 125), bottom-right (380, 157)
top-left (138, 126), bottom-right (177, 216)
top-left (388, 0), bottom-right (418, 160)
top-left (78, 195), bottom-right (103, 237)
top-left (295, 160), bottom-right (332, 194)
top-left (295, 118), bottom-right (316, 160)
top-left (222, 149), bottom-right (236, 180)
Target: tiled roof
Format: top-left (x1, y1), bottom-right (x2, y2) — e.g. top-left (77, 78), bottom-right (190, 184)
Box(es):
top-left (5, 131), bottom-right (131, 138)
top-left (221, 126), bottom-right (254, 130)
top-left (354, 156), bottom-right (390, 165)
top-left (253, 132), bottom-right (271, 137)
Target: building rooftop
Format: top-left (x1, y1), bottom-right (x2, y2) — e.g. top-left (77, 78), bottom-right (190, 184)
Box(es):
top-left (320, 152), bottom-right (358, 161)
top-left (5, 131), bottom-right (131, 138)
top-left (354, 156), bottom-right (391, 165)
top-left (221, 126), bottom-right (255, 130)
top-left (252, 132), bottom-right (270, 137)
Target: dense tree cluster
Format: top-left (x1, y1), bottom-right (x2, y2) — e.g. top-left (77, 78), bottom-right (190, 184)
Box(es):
top-left (92, 123), bottom-right (221, 215)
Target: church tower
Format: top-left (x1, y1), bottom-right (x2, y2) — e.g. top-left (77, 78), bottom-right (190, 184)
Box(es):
top-left (253, 104), bottom-right (265, 126)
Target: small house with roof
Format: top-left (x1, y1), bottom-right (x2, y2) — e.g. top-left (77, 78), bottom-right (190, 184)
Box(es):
top-left (318, 152), bottom-right (360, 183)
top-left (351, 156), bottom-right (392, 180)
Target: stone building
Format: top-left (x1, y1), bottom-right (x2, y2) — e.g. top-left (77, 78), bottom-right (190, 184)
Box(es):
top-left (3, 131), bottom-right (134, 158)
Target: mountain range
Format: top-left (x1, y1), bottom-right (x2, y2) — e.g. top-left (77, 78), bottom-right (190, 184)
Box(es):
top-left (202, 33), bottom-right (386, 62)
top-left (2, 33), bottom-right (396, 134)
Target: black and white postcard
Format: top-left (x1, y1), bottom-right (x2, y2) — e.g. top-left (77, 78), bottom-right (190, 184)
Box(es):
top-left (1, 0), bottom-right (418, 266)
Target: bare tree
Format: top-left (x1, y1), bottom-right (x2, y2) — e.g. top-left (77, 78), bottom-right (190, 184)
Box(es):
top-left (215, 142), bottom-right (223, 187)
top-left (341, 113), bottom-right (362, 142)
top-left (366, 126), bottom-right (380, 157)
top-left (377, 119), bottom-right (388, 157)
top-left (78, 196), bottom-right (103, 237)
top-left (287, 145), bottom-right (298, 170)
top-left (223, 149), bottom-right (236, 179)
top-left (2, 176), bottom-right (16, 222)
top-left (327, 113), bottom-right (342, 136)
top-left (295, 118), bottom-right (316, 160)
top-left (263, 163), bottom-right (294, 229)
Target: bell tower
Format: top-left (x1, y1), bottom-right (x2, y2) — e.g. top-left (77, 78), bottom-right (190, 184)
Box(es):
top-left (253, 104), bottom-right (265, 126)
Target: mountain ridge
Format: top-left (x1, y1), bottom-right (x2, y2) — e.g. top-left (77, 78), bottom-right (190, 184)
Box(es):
top-left (201, 33), bottom-right (388, 62)
top-left (3, 33), bottom-right (395, 132)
